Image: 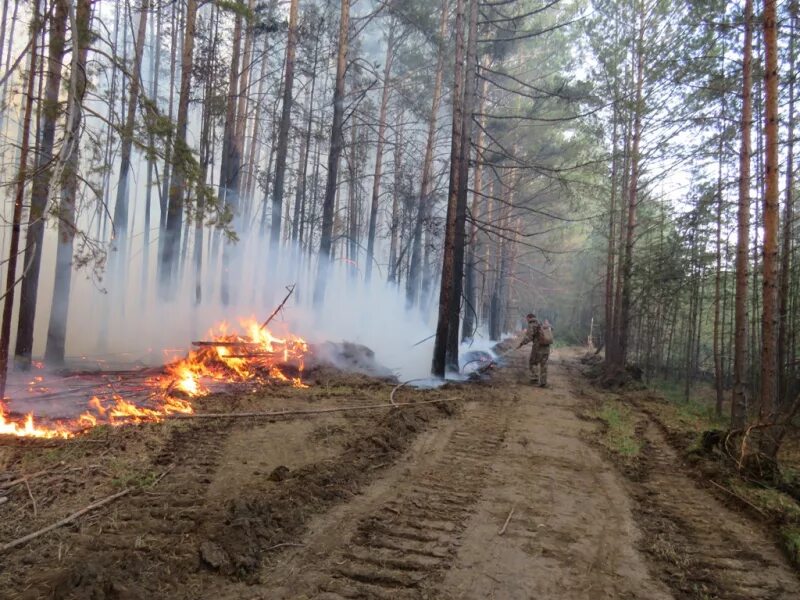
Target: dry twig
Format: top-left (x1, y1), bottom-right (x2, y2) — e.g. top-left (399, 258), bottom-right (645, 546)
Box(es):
top-left (261, 284), bottom-right (296, 330)
top-left (498, 505), bottom-right (516, 535)
top-left (23, 478), bottom-right (37, 517)
top-left (0, 465), bottom-right (174, 554)
top-left (708, 480), bottom-right (768, 517)
top-left (264, 542), bottom-right (305, 551)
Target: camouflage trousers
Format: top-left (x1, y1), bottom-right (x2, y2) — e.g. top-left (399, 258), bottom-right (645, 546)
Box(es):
top-left (529, 346), bottom-right (550, 385)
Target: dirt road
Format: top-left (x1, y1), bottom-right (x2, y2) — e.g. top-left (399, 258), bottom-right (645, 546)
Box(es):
top-left (2, 350), bottom-right (799, 599)
top-left (239, 349), bottom-right (800, 599)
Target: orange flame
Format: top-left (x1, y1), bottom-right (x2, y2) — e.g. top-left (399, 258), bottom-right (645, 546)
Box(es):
top-left (0, 319), bottom-right (308, 438)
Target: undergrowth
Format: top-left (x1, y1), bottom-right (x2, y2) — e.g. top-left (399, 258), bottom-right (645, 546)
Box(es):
top-left (592, 399), bottom-right (641, 457)
top-left (639, 377), bottom-right (800, 569)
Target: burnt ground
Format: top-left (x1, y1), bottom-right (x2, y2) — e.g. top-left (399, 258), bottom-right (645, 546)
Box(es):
top-left (2, 351), bottom-right (800, 599)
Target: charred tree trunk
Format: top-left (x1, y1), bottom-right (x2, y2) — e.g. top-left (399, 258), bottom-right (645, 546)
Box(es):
top-left (445, 0), bottom-right (478, 369)
top-left (14, 0), bottom-right (69, 369)
top-left (432, 0), bottom-right (466, 377)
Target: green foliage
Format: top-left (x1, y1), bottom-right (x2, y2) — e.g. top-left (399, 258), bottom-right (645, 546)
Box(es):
top-left (782, 527), bottom-right (800, 565)
top-left (592, 399), bottom-right (642, 456)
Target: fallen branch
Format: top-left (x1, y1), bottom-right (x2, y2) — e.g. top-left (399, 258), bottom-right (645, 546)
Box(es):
top-left (0, 468), bottom-right (53, 491)
top-left (170, 396), bottom-right (463, 421)
top-left (0, 465), bottom-right (173, 554)
top-left (24, 478), bottom-right (37, 517)
top-left (498, 505), bottom-right (516, 535)
top-left (1, 487), bottom-right (132, 553)
top-left (708, 480), bottom-right (768, 518)
top-left (261, 284), bottom-right (296, 330)
top-left (190, 341), bottom-right (261, 348)
top-left (264, 542), bottom-right (305, 551)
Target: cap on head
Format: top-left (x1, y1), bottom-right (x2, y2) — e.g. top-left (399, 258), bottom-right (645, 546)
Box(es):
top-left (526, 313), bottom-right (535, 321)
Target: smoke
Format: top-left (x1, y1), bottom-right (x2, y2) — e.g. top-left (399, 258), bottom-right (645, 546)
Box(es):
top-left (30, 215), bottom-right (438, 381)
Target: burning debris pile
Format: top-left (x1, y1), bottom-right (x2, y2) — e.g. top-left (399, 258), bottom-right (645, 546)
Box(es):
top-left (0, 318), bottom-right (309, 439)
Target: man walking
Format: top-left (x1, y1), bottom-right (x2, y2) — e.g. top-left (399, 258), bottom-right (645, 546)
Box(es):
top-left (518, 314), bottom-right (553, 387)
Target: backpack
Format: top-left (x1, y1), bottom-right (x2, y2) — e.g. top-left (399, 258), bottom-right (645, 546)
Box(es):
top-left (539, 324), bottom-right (554, 346)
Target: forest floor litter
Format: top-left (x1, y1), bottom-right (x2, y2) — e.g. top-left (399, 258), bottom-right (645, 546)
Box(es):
top-left (1, 348), bottom-right (799, 599)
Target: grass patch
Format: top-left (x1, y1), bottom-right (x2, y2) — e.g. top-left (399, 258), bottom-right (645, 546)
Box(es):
top-left (782, 526), bottom-right (800, 565)
top-left (592, 399), bottom-right (641, 457)
top-left (728, 479), bottom-right (800, 521)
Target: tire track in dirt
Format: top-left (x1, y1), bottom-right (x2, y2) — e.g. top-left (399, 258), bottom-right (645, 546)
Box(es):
top-left (634, 419), bottom-right (800, 599)
top-left (318, 405), bottom-right (508, 599)
top-left (244, 398), bottom-right (509, 600)
top-left (438, 352), bottom-right (672, 600)
top-left (567, 352), bottom-right (800, 600)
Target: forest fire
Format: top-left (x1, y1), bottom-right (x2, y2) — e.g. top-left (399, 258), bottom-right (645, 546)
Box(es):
top-left (0, 319), bottom-right (308, 439)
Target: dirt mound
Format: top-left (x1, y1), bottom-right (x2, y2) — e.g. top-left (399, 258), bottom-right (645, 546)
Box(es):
top-left (200, 401), bottom-right (457, 579)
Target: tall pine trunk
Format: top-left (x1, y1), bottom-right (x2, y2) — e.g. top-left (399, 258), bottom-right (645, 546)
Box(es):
top-left (462, 70), bottom-right (487, 342)
top-left (732, 0), bottom-right (754, 430)
top-left (0, 0), bottom-right (40, 396)
top-left (143, 1), bottom-right (161, 294)
top-left (617, 2), bottom-right (645, 372)
top-left (445, 0), bottom-right (478, 369)
top-left (15, 0), bottom-right (69, 369)
top-left (45, 0), bottom-right (93, 365)
top-left (112, 0), bottom-right (149, 281)
top-left (270, 0), bottom-right (299, 254)
top-left (158, 0), bottom-right (197, 297)
top-left (432, 0), bottom-right (466, 377)
top-left (366, 26), bottom-right (395, 282)
top-left (778, 5), bottom-right (796, 405)
top-left (388, 106), bottom-right (404, 283)
top-left (218, 9), bottom-right (243, 304)
top-left (714, 55), bottom-right (727, 416)
top-left (759, 0), bottom-right (781, 457)
top-left (407, 0), bottom-right (448, 309)
top-left (296, 33), bottom-right (321, 246)
top-left (314, 0), bottom-right (350, 307)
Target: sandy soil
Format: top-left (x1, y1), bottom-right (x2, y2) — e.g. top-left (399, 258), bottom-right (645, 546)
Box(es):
top-left (1, 351), bottom-right (798, 599)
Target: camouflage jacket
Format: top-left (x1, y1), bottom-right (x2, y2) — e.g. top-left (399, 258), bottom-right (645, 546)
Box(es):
top-left (520, 319), bottom-right (541, 346)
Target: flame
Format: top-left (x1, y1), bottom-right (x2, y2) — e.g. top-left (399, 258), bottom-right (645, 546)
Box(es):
top-left (0, 319), bottom-right (308, 438)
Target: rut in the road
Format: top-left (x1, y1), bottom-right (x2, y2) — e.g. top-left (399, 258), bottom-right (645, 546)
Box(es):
top-left (38, 419), bottom-right (238, 600)
top-left (315, 405), bottom-right (508, 599)
top-left (635, 419), bottom-right (799, 600)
